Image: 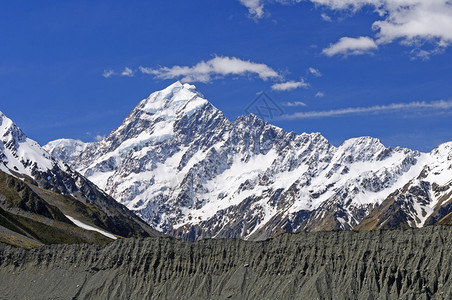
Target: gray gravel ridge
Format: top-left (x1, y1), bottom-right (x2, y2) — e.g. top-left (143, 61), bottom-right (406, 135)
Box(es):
top-left (1, 226), bottom-right (451, 299)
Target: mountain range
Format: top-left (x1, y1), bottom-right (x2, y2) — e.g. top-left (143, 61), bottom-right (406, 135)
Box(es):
top-left (40, 81), bottom-right (452, 241)
top-left (0, 110), bottom-right (158, 248)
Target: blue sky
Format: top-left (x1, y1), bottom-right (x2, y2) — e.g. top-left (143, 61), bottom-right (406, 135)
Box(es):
top-left (1, 0), bottom-right (451, 152)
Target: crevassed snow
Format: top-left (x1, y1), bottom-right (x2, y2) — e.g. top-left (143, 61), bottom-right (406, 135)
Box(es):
top-left (183, 97), bottom-right (208, 117)
top-left (116, 124), bottom-right (174, 154)
top-left (86, 170), bottom-right (115, 192)
top-left (119, 149), bottom-right (188, 209)
top-left (174, 149), bottom-right (282, 226)
top-left (65, 215), bottom-right (117, 239)
top-left (308, 150), bottom-right (428, 209)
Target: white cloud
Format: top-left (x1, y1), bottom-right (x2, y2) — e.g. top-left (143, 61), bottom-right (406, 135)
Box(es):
top-left (139, 66), bottom-right (158, 75)
top-left (321, 13), bottom-right (332, 22)
top-left (239, 0), bottom-right (452, 58)
top-left (239, 0), bottom-right (265, 19)
top-left (121, 67), bottom-right (134, 77)
top-left (139, 56), bottom-right (280, 83)
top-left (372, 1), bottom-right (452, 44)
top-left (322, 36), bottom-right (378, 56)
top-left (274, 0), bottom-right (302, 4)
top-left (283, 101), bottom-right (307, 107)
top-left (315, 92), bottom-right (325, 98)
top-left (102, 69), bottom-right (114, 78)
top-left (271, 79), bottom-right (309, 91)
top-left (308, 67), bottom-right (322, 77)
top-left (103, 67), bottom-right (134, 77)
top-left (308, 0), bottom-right (378, 11)
top-left (279, 99), bottom-right (452, 120)
top-left (313, 0), bottom-right (452, 58)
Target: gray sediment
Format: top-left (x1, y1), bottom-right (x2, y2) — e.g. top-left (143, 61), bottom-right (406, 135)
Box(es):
top-left (1, 226), bottom-right (451, 299)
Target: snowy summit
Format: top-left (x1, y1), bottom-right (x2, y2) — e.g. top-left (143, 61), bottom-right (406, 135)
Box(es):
top-left (44, 82), bottom-right (452, 240)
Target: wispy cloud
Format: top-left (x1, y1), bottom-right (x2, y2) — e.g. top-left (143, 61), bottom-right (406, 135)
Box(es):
top-left (138, 66), bottom-right (157, 75)
top-left (102, 67), bottom-right (134, 78)
top-left (107, 58), bottom-right (318, 92)
top-left (94, 134), bottom-right (105, 141)
top-left (279, 99), bottom-right (452, 120)
top-left (271, 79), bottom-right (309, 91)
top-left (315, 92), bottom-right (324, 98)
top-left (239, 0), bottom-right (265, 19)
top-left (139, 56), bottom-right (280, 83)
top-left (323, 36), bottom-right (378, 56)
top-left (308, 67), bottom-right (322, 77)
top-left (102, 69), bottom-right (114, 78)
top-left (283, 101), bottom-right (307, 107)
top-left (121, 67), bottom-right (134, 77)
top-left (320, 13), bottom-right (332, 22)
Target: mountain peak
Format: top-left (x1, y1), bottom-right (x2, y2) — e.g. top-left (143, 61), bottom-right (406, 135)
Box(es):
top-left (0, 111), bottom-right (59, 177)
top-left (0, 110), bottom-right (14, 132)
top-left (137, 81), bottom-right (207, 117)
top-left (43, 139), bottom-right (89, 167)
top-left (41, 83), bottom-right (452, 241)
top-left (0, 110), bottom-right (27, 146)
top-left (234, 113), bottom-right (265, 126)
top-left (430, 141), bottom-right (452, 160)
top-left (339, 136), bottom-right (385, 151)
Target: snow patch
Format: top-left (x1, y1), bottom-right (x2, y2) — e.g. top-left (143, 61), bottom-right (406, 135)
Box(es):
top-left (65, 215), bottom-right (117, 239)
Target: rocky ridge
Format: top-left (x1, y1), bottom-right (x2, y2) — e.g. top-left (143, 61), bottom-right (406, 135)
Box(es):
top-left (0, 111), bottom-right (158, 244)
top-left (44, 82), bottom-right (452, 240)
top-left (1, 226), bottom-right (451, 299)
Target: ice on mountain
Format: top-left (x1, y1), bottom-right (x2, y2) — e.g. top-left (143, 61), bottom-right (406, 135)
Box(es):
top-left (39, 82), bottom-right (452, 240)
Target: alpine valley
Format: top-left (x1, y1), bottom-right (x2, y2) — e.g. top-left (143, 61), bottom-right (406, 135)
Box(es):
top-left (5, 81), bottom-right (451, 242)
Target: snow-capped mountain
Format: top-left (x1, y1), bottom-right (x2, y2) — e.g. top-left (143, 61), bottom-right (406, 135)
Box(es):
top-left (43, 138), bottom-right (90, 167)
top-left (46, 82), bottom-right (452, 240)
top-left (0, 111), bottom-right (65, 178)
top-left (0, 111), bottom-right (157, 238)
top-left (356, 142), bottom-right (452, 230)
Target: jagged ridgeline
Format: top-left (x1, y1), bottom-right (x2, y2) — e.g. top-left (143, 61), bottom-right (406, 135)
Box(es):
top-left (44, 82), bottom-right (452, 241)
top-left (0, 111), bottom-right (159, 248)
top-left (1, 226), bottom-right (452, 299)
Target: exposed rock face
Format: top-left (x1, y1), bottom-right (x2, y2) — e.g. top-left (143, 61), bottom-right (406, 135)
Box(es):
top-left (1, 226), bottom-right (452, 299)
top-left (357, 142), bottom-right (452, 231)
top-left (45, 82), bottom-right (452, 241)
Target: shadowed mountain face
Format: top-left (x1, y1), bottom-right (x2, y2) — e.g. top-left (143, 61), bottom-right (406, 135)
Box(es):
top-left (1, 226), bottom-right (452, 299)
top-left (0, 169), bottom-right (158, 248)
top-left (45, 82), bottom-right (452, 241)
top-left (0, 111), bottom-right (159, 247)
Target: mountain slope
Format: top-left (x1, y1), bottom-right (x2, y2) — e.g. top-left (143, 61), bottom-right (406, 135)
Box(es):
top-left (1, 226), bottom-right (452, 299)
top-left (356, 142), bottom-right (452, 230)
top-left (43, 138), bottom-right (89, 167)
top-left (46, 82), bottom-right (452, 240)
top-left (0, 170), bottom-right (113, 248)
top-left (0, 111), bottom-right (159, 246)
